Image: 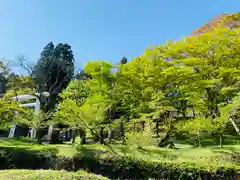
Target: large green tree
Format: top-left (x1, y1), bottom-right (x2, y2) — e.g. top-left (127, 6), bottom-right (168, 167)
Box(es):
top-left (162, 27), bottom-right (240, 117)
top-left (33, 42), bottom-right (75, 111)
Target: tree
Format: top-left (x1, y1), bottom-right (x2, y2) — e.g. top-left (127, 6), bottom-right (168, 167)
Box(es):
top-left (4, 73), bottom-right (34, 99)
top-left (55, 94), bottom-right (107, 144)
top-left (55, 79), bottom-right (89, 144)
top-left (15, 43), bottom-right (75, 143)
top-left (162, 27), bottom-right (240, 118)
top-left (177, 117), bottom-right (213, 147)
top-left (116, 49), bottom-right (175, 144)
top-left (56, 60), bottom-right (121, 144)
top-left (84, 60), bottom-right (116, 143)
top-left (16, 109), bottom-right (52, 144)
top-left (214, 93), bottom-right (240, 147)
top-left (0, 99), bottom-right (24, 126)
top-left (120, 57), bottom-right (128, 64)
top-left (32, 42), bottom-right (75, 112)
top-left (192, 12), bottom-right (240, 35)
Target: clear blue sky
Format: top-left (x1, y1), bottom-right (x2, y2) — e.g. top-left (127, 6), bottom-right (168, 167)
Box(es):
top-left (0, 0), bottom-right (239, 73)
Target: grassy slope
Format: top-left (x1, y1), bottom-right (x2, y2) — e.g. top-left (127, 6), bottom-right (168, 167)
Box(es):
top-left (0, 170), bottom-right (109, 180)
top-left (0, 138), bottom-right (77, 157)
top-left (1, 137), bottom-right (240, 170)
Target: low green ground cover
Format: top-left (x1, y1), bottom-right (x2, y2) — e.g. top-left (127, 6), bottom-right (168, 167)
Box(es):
top-left (0, 170), bottom-right (109, 180)
top-left (1, 137), bottom-right (240, 179)
top-left (1, 137), bottom-right (240, 170)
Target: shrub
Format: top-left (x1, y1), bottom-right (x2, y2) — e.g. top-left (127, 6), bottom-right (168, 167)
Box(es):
top-left (0, 170), bottom-right (109, 180)
top-left (125, 130), bottom-right (157, 149)
top-left (0, 146), bottom-right (238, 179)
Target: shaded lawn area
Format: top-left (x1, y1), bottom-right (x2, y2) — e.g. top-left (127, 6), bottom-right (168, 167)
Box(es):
top-left (0, 137), bottom-right (77, 157)
top-left (1, 137), bottom-right (240, 170)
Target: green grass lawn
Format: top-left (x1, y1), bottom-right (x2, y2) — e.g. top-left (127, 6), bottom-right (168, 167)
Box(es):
top-left (1, 137), bottom-right (240, 170)
top-left (0, 170), bottom-right (109, 180)
top-left (0, 137), bottom-right (77, 157)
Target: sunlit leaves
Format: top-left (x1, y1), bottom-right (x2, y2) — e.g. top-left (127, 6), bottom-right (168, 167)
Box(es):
top-left (3, 88), bottom-right (34, 100)
top-left (0, 99), bottom-right (25, 125)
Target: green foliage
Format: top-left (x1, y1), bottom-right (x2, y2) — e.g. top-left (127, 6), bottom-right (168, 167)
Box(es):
top-left (125, 130), bottom-right (157, 148)
top-left (177, 117), bottom-right (213, 147)
top-left (162, 28), bottom-right (240, 116)
top-left (33, 42), bottom-right (75, 111)
top-left (4, 24), bottom-right (240, 167)
top-left (53, 27), bottom-right (240, 147)
top-left (178, 117), bottom-right (213, 136)
top-left (3, 88), bottom-right (34, 100)
top-left (6, 74), bottom-right (34, 92)
top-left (0, 99), bottom-right (25, 126)
top-left (17, 110), bottom-right (52, 130)
top-left (0, 170), bottom-right (109, 180)
top-left (59, 80), bottom-right (89, 105)
top-left (0, 143), bottom-right (237, 180)
top-left (56, 60), bottom-right (118, 142)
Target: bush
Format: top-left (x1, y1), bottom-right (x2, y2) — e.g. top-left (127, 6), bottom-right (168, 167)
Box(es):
top-left (125, 130), bottom-right (157, 148)
top-left (0, 170), bottom-right (109, 180)
top-left (0, 147), bottom-right (57, 169)
top-left (0, 146), bottom-right (238, 179)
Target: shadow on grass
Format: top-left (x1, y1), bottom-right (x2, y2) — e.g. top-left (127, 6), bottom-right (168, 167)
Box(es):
top-left (80, 144), bottom-right (180, 162)
top-left (0, 145), bottom-right (59, 169)
top-left (75, 145), bottom-right (104, 160)
top-left (174, 133), bottom-right (240, 147)
top-left (0, 137), bottom-right (38, 147)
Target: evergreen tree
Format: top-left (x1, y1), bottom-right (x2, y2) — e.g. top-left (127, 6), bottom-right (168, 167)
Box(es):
top-left (33, 42), bottom-right (75, 111)
top-left (120, 57), bottom-right (128, 64)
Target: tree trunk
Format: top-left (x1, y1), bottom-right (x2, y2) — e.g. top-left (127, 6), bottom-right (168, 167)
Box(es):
top-left (219, 132), bottom-right (223, 148)
top-left (71, 130), bottom-right (77, 144)
top-left (30, 128), bottom-right (37, 139)
top-left (140, 121), bottom-right (145, 131)
top-left (197, 135), bottom-right (201, 147)
top-left (182, 111), bottom-right (186, 118)
top-left (65, 131), bottom-right (70, 141)
top-left (108, 126), bottom-right (112, 143)
top-left (156, 121), bottom-right (160, 136)
top-left (36, 129), bottom-right (42, 144)
top-left (81, 133), bottom-right (86, 145)
top-left (78, 129), bottom-right (86, 145)
top-left (47, 125), bottom-right (54, 141)
top-left (120, 120), bottom-right (125, 145)
top-left (133, 122), bottom-right (136, 131)
top-left (99, 127), bottom-right (104, 144)
top-left (69, 129), bottom-right (73, 141)
top-left (192, 108), bottom-right (196, 118)
top-left (158, 130), bottom-right (170, 147)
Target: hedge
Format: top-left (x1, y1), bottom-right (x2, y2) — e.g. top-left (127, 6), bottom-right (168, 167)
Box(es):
top-left (0, 169), bottom-right (109, 180)
top-left (0, 146), bottom-right (239, 179)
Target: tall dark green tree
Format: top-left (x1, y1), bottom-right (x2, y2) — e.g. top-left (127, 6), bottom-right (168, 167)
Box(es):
top-left (120, 57), bottom-right (128, 64)
top-left (33, 42), bottom-right (75, 111)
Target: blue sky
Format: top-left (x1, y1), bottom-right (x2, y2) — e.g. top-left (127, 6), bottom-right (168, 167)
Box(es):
top-left (0, 0), bottom-right (239, 73)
